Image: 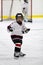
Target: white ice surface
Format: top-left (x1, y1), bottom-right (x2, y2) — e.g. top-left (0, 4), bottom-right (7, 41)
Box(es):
top-left (0, 19), bottom-right (43, 65)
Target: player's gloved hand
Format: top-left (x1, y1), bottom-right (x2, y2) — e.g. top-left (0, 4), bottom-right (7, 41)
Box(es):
top-left (9, 28), bottom-right (13, 32)
top-left (7, 26), bottom-right (13, 32)
top-left (22, 31), bottom-right (24, 34)
top-left (25, 29), bottom-right (30, 33)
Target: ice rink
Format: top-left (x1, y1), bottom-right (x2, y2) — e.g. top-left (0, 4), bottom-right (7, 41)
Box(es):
top-left (0, 19), bottom-right (43, 65)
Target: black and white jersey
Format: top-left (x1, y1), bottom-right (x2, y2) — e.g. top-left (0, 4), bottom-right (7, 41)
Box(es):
top-left (7, 20), bottom-right (27, 37)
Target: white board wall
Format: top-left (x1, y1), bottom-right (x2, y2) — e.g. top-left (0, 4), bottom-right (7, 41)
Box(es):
top-left (32, 0), bottom-right (43, 15)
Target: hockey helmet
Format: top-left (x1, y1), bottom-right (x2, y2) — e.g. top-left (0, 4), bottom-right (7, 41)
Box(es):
top-left (24, 0), bottom-right (28, 3)
top-left (16, 13), bottom-right (24, 20)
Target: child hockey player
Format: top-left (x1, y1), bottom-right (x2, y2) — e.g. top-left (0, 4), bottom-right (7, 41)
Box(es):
top-left (7, 13), bottom-right (30, 58)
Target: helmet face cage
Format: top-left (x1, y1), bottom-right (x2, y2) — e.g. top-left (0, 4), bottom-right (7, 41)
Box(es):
top-left (16, 13), bottom-right (24, 20)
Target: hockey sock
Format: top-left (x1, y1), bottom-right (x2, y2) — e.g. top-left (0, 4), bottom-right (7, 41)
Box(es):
top-left (15, 43), bottom-right (21, 53)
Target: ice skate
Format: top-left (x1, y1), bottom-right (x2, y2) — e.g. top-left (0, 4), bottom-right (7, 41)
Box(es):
top-left (14, 52), bottom-right (20, 58)
top-left (20, 52), bottom-right (26, 57)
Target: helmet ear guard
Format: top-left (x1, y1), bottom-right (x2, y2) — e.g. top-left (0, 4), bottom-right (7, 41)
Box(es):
top-left (16, 13), bottom-right (24, 20)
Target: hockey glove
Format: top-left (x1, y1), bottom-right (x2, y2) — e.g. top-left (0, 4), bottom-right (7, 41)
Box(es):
top-left (22, 31), bottom-right (24, 34)
top-left (25, 29), bottom-right (30, 33)
top-left (7, 26), bottom-right (13, 32)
